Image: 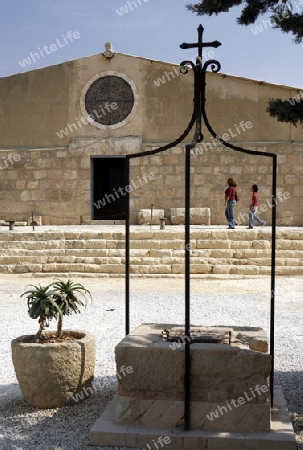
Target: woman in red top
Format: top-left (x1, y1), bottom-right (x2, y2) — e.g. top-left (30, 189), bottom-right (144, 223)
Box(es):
top-left (248, 184), bottom-right (266, 229)
top-left (224, 178), bottom-right (238, 229)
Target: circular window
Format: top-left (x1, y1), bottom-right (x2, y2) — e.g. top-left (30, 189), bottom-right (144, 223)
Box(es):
top-left (85, 76), bottom-right (135, 126)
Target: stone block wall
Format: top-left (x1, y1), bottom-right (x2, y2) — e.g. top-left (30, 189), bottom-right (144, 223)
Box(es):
top-left (0, 147), bottom-right (90, 224)
top-left (130, 142), bottom-right (301, 226)
top-left (0, 140), bottom-right (302, 225)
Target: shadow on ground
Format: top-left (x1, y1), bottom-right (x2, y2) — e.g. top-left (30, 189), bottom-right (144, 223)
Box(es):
top-left (0, 376), bottom-right (117, 450)
top-left (0, 371), bottom-right (303, 449)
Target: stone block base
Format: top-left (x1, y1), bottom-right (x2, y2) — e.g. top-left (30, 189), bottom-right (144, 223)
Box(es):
top-left (115, 397), bottom-right (270, 432)
top-left (171, 208), bottom-right (211, 225)
top-left (90, 387), bottom-right (296, 450)
top-left (115, 323), bottom-right (271, 434)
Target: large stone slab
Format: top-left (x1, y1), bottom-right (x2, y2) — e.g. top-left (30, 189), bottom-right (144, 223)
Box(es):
top-left (171, 208), bottom-right (211, 225)
top-left (90, 387), bottom-right (296, 450)
top-left (138, 209), bottom-right (165, 225)
top-left (115, 324), bottom-right (270, 394)
top-left (115, 397), bottom-right (270, 432)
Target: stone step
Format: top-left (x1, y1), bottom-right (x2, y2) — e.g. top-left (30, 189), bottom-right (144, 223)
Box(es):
top-left (0, 228), bottom-right (302, 241)
top-left (0, 246), bottom-right (300, 262)
top-left (0, 251), bottom-right (301, 265)
top-left (0, 263), bottom-right (301, 276)
top-left (0, 238), bottom-right (299, 250)
top-left (0, 255), bottom-right (301, 269)
top-left (0, 263), bottom-right (126, 274)
top-left (0, 228), bottom-right (301, 276)
top-left (0, 246), bottom-right (303, 260)
top-left (0, 256), bottom-right (125, 265)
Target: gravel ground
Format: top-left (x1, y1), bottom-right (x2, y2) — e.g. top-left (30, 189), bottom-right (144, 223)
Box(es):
top-left (1, 274), bottom-right (303, 450)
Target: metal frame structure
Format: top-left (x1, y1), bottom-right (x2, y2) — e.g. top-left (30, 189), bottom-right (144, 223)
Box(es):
top-left (124, 25), bottom-right (277, 431)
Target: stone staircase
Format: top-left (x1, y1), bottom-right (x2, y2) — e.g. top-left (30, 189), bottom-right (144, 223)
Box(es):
top-left (0, 227), bottom-right (302, 276)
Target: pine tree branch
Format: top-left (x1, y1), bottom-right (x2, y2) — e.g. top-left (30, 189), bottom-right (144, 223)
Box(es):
top-left (186, 1), bottom-right (303, 41)
top-left (267, 98), bottom-right (303, 126)
top-left (187, 1), bottom-right (303, 125)
top-left (272, 12), bottom-right (303, 43)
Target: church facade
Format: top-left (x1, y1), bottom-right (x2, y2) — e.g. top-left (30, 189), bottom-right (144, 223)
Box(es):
top-left (0, 45), bottom-right (302, 225)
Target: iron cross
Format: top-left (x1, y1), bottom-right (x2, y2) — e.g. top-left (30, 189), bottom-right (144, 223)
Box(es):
top-left (180, 24), bottom-right (221, 58)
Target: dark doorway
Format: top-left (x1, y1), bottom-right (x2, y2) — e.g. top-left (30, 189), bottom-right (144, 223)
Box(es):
top-left (91, 156), bottom-right (126, 220)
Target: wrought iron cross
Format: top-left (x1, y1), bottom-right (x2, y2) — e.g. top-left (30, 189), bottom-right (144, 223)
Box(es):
top-left (179, 25), bottom-right (222, 146)
top-left (180, 24), bottom-right (221, 59)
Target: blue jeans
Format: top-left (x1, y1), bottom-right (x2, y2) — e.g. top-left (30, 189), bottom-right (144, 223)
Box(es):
top-left (249, 207), bottom-right (264, 228)
top-left (225, 200), bottom-right (236, 228)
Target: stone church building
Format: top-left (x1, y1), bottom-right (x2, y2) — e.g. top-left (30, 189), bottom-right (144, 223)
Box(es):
top-left (0, 44), bottom-right (302, 226)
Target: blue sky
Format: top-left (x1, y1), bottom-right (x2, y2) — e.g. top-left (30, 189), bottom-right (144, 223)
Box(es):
top-left (0, 0), bottom-right (302, 88)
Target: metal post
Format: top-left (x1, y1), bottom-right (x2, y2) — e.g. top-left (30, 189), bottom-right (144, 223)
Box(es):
top-left (125, 157), bottom-right (130, 335)
top-left (160, 217), bottom-right (166, 230)
top-left (8, 220), bottom-right (15, 231)
top-left (270, 154), bottom-right (277, 407)
top-left (150, 203), bottom-right (154, 229)
top-left (32, 211), bottom-right (35, 232)
top-left (184, 144), bottom-right (191, 431)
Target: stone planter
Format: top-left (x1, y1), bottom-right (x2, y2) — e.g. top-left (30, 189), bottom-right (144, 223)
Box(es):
top-left (11, 330), bottom-right (96, 408)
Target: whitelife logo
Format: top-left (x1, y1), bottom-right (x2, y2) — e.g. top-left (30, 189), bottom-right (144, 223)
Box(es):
top-left (153, 55), bottom-right (215, 88)
top-left (93, 172), bottom-right (155, 209)
top-left (18, 31), bottom-right (81, 68)
top-left (143, 436), bottom-right (171, 450)
top-left (207, 384), bottom-right (269, 421)
top-left (287, 90), bottom-right (303, 106)
top-left (250, 1), bottom-right (303, 35)
top-left (192, 120), bottom-right (253, 158)
top-left (55, 102), bottom-right (118, 139)
top-left (0, 153), bottom-right (21, 170)
top-left (116, 0), bottom-right (149, 16)
top-left (72, 365), bottom-right (134, 403)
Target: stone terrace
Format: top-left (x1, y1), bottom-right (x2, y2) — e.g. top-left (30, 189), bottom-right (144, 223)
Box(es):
top-left (0, 225), bottom-right (302, 276)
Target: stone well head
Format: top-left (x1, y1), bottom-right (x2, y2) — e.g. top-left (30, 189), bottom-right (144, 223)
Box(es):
top-left (114, 323), bottom-right (271, 432)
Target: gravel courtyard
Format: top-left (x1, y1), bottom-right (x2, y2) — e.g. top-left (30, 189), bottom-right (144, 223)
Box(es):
top-left (1, 274), bottom-right (303, 450)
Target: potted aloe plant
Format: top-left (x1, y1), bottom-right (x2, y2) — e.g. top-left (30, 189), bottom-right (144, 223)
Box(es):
top-left (11, 279), bottom-right (96, 408)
